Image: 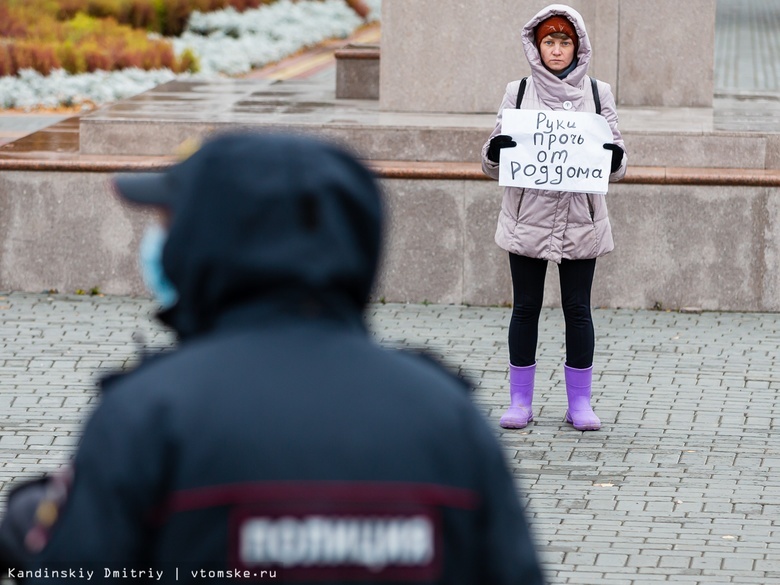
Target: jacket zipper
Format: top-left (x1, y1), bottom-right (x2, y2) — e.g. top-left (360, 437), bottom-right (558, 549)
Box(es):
top-left (587, 195), bottom-right (595, 222)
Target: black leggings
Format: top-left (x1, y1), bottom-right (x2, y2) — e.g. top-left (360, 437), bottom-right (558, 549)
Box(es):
top-left (508, 253), bottom-right (596, 369)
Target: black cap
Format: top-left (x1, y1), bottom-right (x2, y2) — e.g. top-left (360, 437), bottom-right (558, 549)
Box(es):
top-left (113, 137), bottom-right (205, 208)
top-left (113, 171), bottom-right (177, 208)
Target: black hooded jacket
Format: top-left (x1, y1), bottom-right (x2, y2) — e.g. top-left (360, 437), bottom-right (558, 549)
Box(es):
top-left (29, 133), bottom-right (544, 584)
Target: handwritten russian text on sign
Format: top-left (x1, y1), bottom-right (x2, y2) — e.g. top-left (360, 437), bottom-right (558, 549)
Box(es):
top-left (498, 109), bottom-right (614, 194)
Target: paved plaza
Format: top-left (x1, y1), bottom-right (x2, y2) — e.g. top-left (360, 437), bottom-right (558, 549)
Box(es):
top-left (715, 0), bottom-right (780, 95)
top-left (0, 292), bottom-right (777, 583)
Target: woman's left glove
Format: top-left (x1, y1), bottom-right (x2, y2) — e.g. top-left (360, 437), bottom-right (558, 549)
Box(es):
top-left (603, 143), bottom-right (624, 173)
top-left (487, 135), bottom-right (517, 163)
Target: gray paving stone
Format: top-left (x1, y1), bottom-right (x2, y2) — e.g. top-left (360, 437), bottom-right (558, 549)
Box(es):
top-left (0, 293), bottom-right (777, 583)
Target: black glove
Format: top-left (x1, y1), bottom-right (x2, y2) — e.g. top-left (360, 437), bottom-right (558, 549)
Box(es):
top-left (603, 143), bottom-right (624, 173)
top-left (487, 134), bottom-right (517, 163)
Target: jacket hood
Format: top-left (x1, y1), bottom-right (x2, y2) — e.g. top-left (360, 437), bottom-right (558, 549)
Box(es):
top-left (157, 132), bottom-right (383, 339)
top-left (522, 4), bottom-right (592, 109)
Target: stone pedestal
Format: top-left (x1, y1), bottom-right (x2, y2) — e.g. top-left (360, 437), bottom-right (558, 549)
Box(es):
top-left (335, 44), bottom-right (380, 100)
top-left (617, 0), bottom-right (715, 107)
top-left (380, 0), bottom-right (715, 113)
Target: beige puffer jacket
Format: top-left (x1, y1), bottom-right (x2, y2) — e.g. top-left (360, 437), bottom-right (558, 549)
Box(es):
top-left (482, 4), bottom-right (627, 263)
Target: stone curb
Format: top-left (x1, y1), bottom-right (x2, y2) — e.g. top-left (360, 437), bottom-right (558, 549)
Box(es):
top-left (3, 157), bottom-right (780, 187)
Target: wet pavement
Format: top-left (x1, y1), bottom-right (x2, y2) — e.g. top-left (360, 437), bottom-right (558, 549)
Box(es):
top-left (714, 0), bottom-right (780, 95)
top-left (0, 114), bottom-right (70, 148)
top-left (0, 292), bottom-right (778, 584)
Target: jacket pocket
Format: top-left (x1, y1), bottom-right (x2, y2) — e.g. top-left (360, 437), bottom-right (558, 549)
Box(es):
top-left (515, 190), bottom-right (526, 221)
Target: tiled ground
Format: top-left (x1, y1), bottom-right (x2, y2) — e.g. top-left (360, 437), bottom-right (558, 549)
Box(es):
top-left (0, 292), bottom-right (777, 583)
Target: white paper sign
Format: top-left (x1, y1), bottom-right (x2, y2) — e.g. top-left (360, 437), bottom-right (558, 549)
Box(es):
top-left (498, 109), bottom-right (614, 194)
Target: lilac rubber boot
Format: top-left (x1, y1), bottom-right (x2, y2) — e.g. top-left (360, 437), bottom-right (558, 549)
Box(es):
top-left (499, 363), bottom-right (535, 429)
top-left (564, 364), bottom-right (601, 431)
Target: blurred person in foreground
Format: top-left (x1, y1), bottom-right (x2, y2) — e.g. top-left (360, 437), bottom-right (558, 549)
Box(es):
top-left (3, 132), bottom-right (544, 584)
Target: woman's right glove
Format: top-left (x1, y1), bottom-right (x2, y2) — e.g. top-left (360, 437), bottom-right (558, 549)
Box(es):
top-left (603, 143), bottom-right (624, 173)
top-left (486, 134), bottom-right (517, 163)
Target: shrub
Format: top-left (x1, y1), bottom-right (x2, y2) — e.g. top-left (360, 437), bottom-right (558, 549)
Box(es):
top-left (56, 0), bottom-right (89, 20)
top-left (85, 0), bottom-right (125, 19)
top-left (153, 0), bottom-right (193, 36)
top-left (177, 47), bottom-right (200, 73)
top-left (0, 45), bottom-right (14, 77)
top-left (0, 5), bottom-right (29, 38)
top-left (80, 41), bottom-right (114, 72)
top-left (0, 6), bottom-right (198, 76)
top-left (225, 0), bottom-right (266, 10)
top-left (8, 44), bottom-right (36, 72)
top-left (50, 0), bottom-right (275, 36)
top-left (58, 42), bottom-right (88, 74)
top-left (125, 0), bottom-right (160, 30)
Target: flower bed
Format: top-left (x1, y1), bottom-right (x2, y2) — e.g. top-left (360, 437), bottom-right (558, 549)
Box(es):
top-left (177, 0), bottom-right (369, 76)
top-left (55, 0), bottom-right (276, 36)
top-left (0, 0), bottom-right (381, 110)
top-left (0, 0), bottom-right (273, 76)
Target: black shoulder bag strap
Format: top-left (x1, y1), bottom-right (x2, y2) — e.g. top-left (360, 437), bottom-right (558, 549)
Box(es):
top-left (517, 75), bottom-right (602, 114)
top-left (591, 77), bottom-right (601, 115)
top-left (515, 77), bottom-right (528, 109)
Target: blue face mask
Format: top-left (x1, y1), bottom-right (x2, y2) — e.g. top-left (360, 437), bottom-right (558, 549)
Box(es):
top-left (139, 223), bottom-right (179, 309)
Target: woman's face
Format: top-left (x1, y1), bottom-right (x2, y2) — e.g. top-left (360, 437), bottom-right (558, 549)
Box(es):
top-left (539, 34), bottom-right (575, 72)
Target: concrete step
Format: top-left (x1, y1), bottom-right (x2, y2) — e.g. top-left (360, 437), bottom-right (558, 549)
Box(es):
top-left (77, 79), bottom-right (780, 170)
top-left (5, 118), bottom-right (780, 187)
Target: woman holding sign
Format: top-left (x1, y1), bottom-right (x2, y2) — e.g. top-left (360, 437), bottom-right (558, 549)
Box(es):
top-left (481, 4), bottom-right (626, 431)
